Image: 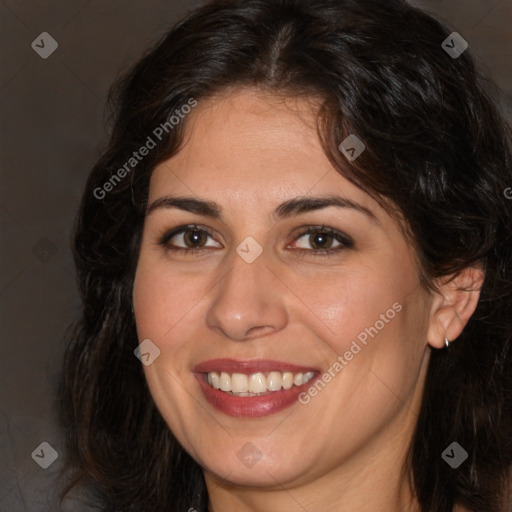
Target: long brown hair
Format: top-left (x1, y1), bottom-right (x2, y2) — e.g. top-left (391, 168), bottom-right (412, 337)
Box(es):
top-left (59, 1), bottom-right (512, 510)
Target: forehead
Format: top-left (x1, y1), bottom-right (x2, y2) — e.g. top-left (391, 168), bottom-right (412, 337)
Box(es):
top-left (148, 88), bottom-right (381, 216)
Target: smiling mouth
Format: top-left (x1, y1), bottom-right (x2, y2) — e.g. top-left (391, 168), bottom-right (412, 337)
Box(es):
top-left (204, 370), bottom-right (316, 396)
top-left (193, 358), bottom-right (321, 417)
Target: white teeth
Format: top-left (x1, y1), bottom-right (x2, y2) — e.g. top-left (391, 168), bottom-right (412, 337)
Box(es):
top-left (267, 371), bottom-right (283, 391)
top-left (249, 372), bottom-right (267, 393)
top-left (206, 370), bottom-right (315, 394)
top-left (231, 373), bottom-right (249, 393)
top-left (219, 372), bottom-right (231, 392)
top-left (303, 371), bottom-right (315, 384)
top-left (209, 372), bottom-right (220, 389)
top-left (282, 372), bottom-right (294, 389)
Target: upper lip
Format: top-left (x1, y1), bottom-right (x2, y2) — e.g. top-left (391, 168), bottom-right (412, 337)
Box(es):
top-left (193, 358), bottom-right (319, 374)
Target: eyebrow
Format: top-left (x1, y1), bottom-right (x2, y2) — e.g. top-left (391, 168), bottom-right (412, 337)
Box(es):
top-left (146, 195), bottom-right (377, 222)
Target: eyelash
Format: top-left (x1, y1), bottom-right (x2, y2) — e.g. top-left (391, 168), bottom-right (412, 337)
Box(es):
top-left (157, 224), bottom-right (354, 258)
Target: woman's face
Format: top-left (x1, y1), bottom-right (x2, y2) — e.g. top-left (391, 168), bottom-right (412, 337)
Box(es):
top-left (133, 88), bottom-right (435, 491)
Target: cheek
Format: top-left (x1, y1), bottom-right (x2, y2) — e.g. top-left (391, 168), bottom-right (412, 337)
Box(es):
top-left (132, 261), bottom-right (212, 449)
top-left (296, 260), bottom-right (414, 354)
top-left (133, 257), bottom-right (209, 343)
top-left (291, 251), bottom-right (427, 413)
top-left (289, 271), bottom-right (427, 457)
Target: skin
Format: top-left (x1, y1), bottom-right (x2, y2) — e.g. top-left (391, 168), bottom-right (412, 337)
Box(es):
top-left (133, 88), bottom-right (483, 512)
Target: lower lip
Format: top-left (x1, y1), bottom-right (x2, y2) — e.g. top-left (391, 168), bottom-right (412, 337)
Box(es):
top-left (194, 373), bottom-right (319, 418)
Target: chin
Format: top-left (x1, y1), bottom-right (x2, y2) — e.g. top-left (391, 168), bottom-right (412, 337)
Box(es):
top-left (206, 460), bottom-right (302, 488)
top-left (199, 444), bottom-right (315, 488)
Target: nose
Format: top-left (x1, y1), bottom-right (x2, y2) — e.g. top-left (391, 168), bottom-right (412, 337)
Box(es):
top-left (205, 249), bottom-right (288, 342)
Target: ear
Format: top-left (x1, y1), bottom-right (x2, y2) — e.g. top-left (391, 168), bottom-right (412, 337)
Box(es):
top-left (426, 266), bottom-right (484, 349)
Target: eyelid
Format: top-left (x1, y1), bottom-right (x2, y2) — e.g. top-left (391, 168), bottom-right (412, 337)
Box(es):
top-left (158, 224), bottom-right (354, 255)
top-left (158, 224), bottom-right (222, 249)
top-left (290, 225), bottom-right (353, 249)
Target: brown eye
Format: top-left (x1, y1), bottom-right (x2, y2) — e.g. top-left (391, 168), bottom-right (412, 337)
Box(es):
top-left (293, 227), bottom-right (351, 252)
top-left (159, 225), bottom-right (222, 252)
top-left (182, 229), bottom-right (208, 248)
top-left (308, 232), bottom-right (336, 250)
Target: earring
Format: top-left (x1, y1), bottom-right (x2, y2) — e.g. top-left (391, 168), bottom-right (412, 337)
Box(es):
top-left (444, 338), bottom-right (451, 350)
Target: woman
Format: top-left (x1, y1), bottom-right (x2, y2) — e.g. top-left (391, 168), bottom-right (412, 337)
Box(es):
top-left (59, 0), bottom-right (512, 511)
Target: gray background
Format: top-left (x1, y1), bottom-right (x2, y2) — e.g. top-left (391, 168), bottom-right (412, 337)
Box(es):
top-left (1, 1), bottom-right (511, 510)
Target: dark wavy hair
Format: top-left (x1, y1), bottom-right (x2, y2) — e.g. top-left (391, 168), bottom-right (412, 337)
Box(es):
top-left (59, 0), bottom-right (512, 510)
